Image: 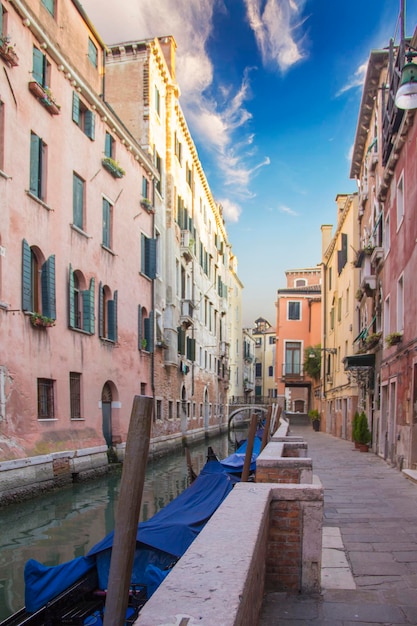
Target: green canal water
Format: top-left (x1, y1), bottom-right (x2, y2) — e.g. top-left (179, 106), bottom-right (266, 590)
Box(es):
top-left (0, 430), bottom-right (242, 620)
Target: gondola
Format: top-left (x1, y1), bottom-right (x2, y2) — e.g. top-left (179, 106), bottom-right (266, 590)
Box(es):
top-left (1, 466), bottom-right (233, 626)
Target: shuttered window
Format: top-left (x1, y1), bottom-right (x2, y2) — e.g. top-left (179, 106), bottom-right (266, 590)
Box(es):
top-left (32, 47), bottom-right (47, 86)
top-left (29, 132), bottom-right (46, 200)
top-left (22, 239), bottom-right (56, 318)
top-left (41, 0), bottom-right (55, 16)
top-left (98, 282), bottom-right (117, 342)
top-left (88, 38), bottom-right (97, 67)
top-left (73, 173), bottom-right (84, 229)
top-left (68, 265), bottom-right (95, 334)
top-left (141, 234), bottom-right (157, 279)
top-left (72, 92), bottom-right (95, 140)
top-left (102, 198), bottom-right (112, 248)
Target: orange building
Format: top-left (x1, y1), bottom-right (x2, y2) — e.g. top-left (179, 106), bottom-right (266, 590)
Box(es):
top-left (275, 268), bottom-right (322, 413)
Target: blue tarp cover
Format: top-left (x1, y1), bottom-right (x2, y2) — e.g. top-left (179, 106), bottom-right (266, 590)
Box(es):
top-left (219, 436), bottom-right (261, 473)
top-left (24, 469), bottom-right (233, 613)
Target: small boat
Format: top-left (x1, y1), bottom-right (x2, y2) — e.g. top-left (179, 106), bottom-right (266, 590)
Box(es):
top-left (1, 467), bottom-right (233, 626)
top-left (218, 436), bottom-right (262, 476)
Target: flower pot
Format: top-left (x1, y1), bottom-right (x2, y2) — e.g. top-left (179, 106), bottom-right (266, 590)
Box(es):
top-left (312, 419), bottom-right (320, 432)
top-left (358, 443), bottom-right (369, 452)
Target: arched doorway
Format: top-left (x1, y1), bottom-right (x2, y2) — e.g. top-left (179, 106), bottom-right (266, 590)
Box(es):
top-left (181, 385), bottom-right (188, 434)
top-left (101, 382), bottom-right (113, 447)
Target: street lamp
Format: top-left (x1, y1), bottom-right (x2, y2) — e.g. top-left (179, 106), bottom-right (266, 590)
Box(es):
top-left (395, 48), bottom-right (417, 110)
top-left (309, 348), bottom-right (336, 358)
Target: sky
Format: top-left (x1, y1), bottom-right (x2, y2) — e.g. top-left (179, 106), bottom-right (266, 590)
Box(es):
top-left (81, 0), bottom-right (417, 327)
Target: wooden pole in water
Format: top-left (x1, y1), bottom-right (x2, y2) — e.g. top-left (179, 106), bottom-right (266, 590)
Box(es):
top-left (103, 395), bottom-right (153, 626)
top-left (241, 413), bottom-right (258, 482)
top-left (261, 405), bottom-right (273, 451)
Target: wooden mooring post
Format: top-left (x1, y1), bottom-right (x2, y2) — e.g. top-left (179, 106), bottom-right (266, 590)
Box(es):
top-left (241, 413), bottom-right (258, 482)
top-left (103, 395), bottom-right (153, 626)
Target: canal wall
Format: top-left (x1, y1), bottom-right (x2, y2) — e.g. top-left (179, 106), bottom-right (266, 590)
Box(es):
top-left (136, 417), bottom-right (324, 626)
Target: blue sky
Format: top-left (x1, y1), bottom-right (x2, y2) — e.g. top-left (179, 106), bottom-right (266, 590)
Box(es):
top-left (81, 0), bottom-right (417, 327)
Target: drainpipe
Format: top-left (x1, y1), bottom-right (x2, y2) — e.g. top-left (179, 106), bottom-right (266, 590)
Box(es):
top-left (151, 185), bottom-right (156, 400)
top-left (322, 261), bottom-right (327, 409)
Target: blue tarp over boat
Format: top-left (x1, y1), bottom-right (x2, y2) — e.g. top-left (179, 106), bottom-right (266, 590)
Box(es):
top-left (24, 469), bottom-right (233, 613)
top-left (219, 436), bottom-right (262, 474)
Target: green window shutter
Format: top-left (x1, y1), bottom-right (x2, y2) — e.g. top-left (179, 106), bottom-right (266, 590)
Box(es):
top-left (186, 337), bottom-right (196, 361)
top-left (22, 239), bottom-right (32, 311)
top-left (84, 110), bottom-right (95, 140)
top-left (145, 237), bottom-right (157, 279)
top-left (107, 290), bottom-right (118, 342)
top-left (137, 305), bottom-right (143, 349)
top-left (98, 281), bottom-right (103, 338)
top-left (83, 277), bottom-right (95, 334)
top-left (32, 47), bottom-right (45, 85)
top-left (177, 326), bottom-right (185, 355)
top-left (104, 132), bottom-right (113, 158)
top-left (102, 199), bottom-right (111, 247)
top-left (73, 174), bottom-right (83, 228)
top-left (41, 255), bottom-right (56, 319)
top-left (144, 311), bottom-right (154, 353)
top-left (69, 264), bottom-right (75, 328)
top-left (30, 133), bottom-right (41, 197)
top-left (72, 92), bottom-right (80, 125)
top-left (0, 7), bottom-right (3, 34)
top-left (41, 0), bottom-right (55, 16)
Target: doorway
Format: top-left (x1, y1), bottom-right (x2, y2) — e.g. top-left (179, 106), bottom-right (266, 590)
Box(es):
top-left (101, 382), bottom-right (112, 447)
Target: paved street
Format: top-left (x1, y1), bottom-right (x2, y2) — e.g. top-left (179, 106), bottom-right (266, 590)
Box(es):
top-left (259, 422), bottom-right (417, 625)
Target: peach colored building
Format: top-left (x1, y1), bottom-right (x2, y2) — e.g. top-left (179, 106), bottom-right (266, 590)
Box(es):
top-left (0, 0), bottom-right (156, 460)
top-left (275, 268), bottom-right (321, 413)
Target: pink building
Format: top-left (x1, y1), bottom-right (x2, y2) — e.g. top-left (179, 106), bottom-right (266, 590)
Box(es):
top-left (275, 268), bottom-right (321, 414)
top-left (0, 0), bottom-right (156, 460)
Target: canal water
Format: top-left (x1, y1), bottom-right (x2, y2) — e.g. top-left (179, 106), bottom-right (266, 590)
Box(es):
top-left (0, 429), bottom-right (243, 620)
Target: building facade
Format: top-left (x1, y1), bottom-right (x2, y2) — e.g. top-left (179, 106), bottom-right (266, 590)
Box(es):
top-left (0, 0), bottom-right (240, 462)
top-left (275, 268), bottom-right (321, 414)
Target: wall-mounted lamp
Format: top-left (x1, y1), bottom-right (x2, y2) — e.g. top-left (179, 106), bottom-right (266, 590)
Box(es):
top-left (309, 348), bottom-right (337, 359)
top-left (395, 48), bottom-right (417, 109)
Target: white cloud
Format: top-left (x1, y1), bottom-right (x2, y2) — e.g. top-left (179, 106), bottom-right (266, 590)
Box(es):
top-left (278, 204), bottom-right (298, 216)
top-left (243, 0), bottom-right (307, 72)
top-left (219, 199), bottom-right (242, 223)
top-left (336, 61), bottom-right (368, 96)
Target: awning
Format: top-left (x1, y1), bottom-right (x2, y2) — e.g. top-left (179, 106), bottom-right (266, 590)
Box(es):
top-left (343, 353), bottom-right (375, 370)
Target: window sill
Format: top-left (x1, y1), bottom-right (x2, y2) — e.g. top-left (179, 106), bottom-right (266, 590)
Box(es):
top-left (70, 418), bottom-right (85, 421)
top-left (0, 168), bottom-right (12, 180)
top-left (101, 244), bottom-right (116, 256)
top-left (37, 418), bottom-right (58, 422)
top-left (100, 337), bottom-right (117, 345)
top-left (139, 271), bottom-right (153, 282)
top-left (71, 224), bottom-right (92, 238)
top-left (69, 326), bottom-right (92, 335)
top-left (26, 190), bottom-right (53, 211)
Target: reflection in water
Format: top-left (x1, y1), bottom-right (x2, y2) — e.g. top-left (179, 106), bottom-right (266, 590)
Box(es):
top-left (0, 431), bottom-right (241, 620)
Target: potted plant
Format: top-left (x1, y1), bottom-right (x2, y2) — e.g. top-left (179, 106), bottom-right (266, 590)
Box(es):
top-left (352, 411), bottom-right (360, 448)
top-left (140, 197), bottom-right (154, 212)
top-left (102, 157), bottom-right (125, 178)
top-left (308, 409), bottom-right (321, 432)
top-left (364, 332), bottom-right (382, 350)
top-left (30, 313), bottom-right (56, 328)
top-left (385, 332), bottom-right (403, 347)
top-left (355, 411), bottom-right (371, 452)
top-left (141, 338), bottom-right (147, 350)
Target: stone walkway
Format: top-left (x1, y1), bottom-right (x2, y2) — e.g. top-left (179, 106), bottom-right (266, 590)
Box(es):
top-left (259, 423), bottom-right (417, 625)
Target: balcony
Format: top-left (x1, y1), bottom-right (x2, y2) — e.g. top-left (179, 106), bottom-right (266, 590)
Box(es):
top-left (180, 299), bottom-right (194, 327)
top-left (361, 275), bottom-right (376, 296)
top-left (180, 230), bottom-right (194, 263)
top-left (28, 81), bottom-right (61, 115)
top-left (0, 37), bottom-right (19, 67)
top-left (281, 363), bottom-right (304, 382)
top-left (370, 246), bottom-right (384, 268)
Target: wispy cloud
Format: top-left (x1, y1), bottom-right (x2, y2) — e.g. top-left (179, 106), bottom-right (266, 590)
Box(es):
top-left (336, 61), bottom-right (368, 96)
top-left (278, 204), bottom-right (298, 216)
top-left (243, 0), bottom-right (307, 72)
top-left (219, 199), bottom-right (242, 223)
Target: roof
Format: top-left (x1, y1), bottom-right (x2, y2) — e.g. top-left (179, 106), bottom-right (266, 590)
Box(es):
top-left (277, 285), bottom-right (322, 295)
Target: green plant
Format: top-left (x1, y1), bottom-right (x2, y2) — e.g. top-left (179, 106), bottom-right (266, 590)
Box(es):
top-left (352, 411), bottom-right (360, 442)
top-left (303, 345), bottom-right (321, 380)
top-left (141, 338), bottom-right (147, 350)
top-left (308, 409), bottom-right (320, 421)
top-left (385, 332), bottom-right (403, 347)
top-left (30, 313), bottom-right (56, 328)
top-left (355, 411), bottom-right (371, 445)
top-left (102, 157), bottom-right (125, 178)
top-left (365, 332), bottom-right (382, 348)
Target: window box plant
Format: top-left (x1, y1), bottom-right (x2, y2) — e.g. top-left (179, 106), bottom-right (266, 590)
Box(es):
top-left (28, 81), bottom-right (61, 115)
top-left (140, 197), bottom-right (154, 212)
top-left (364, 331), bottom-right (382, 350)
top-left (102, 157), bottom-right (125, 178)
top-left (0, 36), bottom-right (19, 66)
top-left (385, 332), bottom-right (403, 347)
top-left (30, 313), bottom-right (56, 328)
top-left (308, 409), bottom-right (321, 432)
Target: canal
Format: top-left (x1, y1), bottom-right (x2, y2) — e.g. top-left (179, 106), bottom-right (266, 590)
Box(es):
top-left (0, 429), bottom-right (243, 621)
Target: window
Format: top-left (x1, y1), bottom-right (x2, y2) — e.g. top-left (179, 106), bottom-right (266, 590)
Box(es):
top-left (269, 336), bottom-right (276, 345)
top-left (141, 233), bottom-right (157, 279)
top-left (72, 93), bottom-right (95, 140)
top-left (174, 132), bottom-right (182, 164)
top-left (68, 265), bottom-right (95, 333)
top-left (328, 267), bottom-right (332, 291)
top-left (102, 198), bottom-right (113, 249)
top-left (255, 362), bottom-right (262, 377)
top-left (88, 38), bottom-right (97, 67)
top-left (69, 372), bottom-right (82, 419)
top-left (37, 378), bottom-right (55, 419)
top-left (337, 297), bottom-right (342, 322)
top-left (397, 172), bottom-right (404, 229)
top-left (32, 47), bottom-right (49, 87)
top-left (288, 301), bottom-right (301, 320)
top-left (104, 132), bottom-right (114, 158)
top-left (186, 163), bottom-right (192, 187)
top-left (384, 213), bottom-right (390, 255)
top-left (384, 296), bottom-right (390, 338)
top-left (41, 0), bottom-right (55, 16)
top-left (295, 278), bottom-right (306, 287)
top-left (73, 173), bottom-right (85, 229)
top-left (337, 233), bottom-right (348, 274)
top-left (154, 150), bottom-right (162, 195)
top-left (268, 365), bottom-right (273, 377)
top-left (22, 240), bottom-right (56, 318)
top-left (99, 283), bottom-right (118, 342)
top-left (397, 275), bottom-right (404, 332)
top-left (156, 399), bottom-right (162, 421)
top-left (29, 132), bottom-right (46, 200)
top-left (138, 305), bottom-right (154, 352)
top-left (285, 341), bottom-right (302, 376)
top-left (168, 400), bottom-right (173, 420)
top-left (0, 4), bottom-right (6, 37)
top-left (142, 176), bottom-right (149, 200)
top-left (154, 85), bottom-right (160, 116)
